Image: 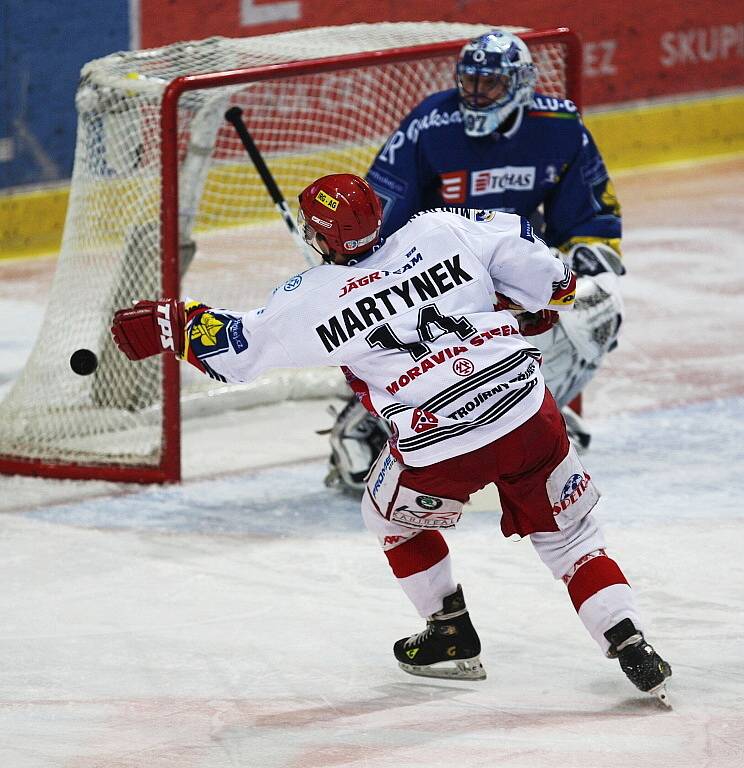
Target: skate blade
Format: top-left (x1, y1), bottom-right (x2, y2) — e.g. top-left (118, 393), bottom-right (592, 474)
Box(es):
top-left (398, 656), bottom-right (486, 681)
top-left (649, 682), bottom-right (672, 708)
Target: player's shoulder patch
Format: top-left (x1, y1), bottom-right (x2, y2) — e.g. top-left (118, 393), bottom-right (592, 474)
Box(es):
top-left (528, 93), bottom-right (581, 120)
top-left (188, 310), bottom-right (249, 359)
top-left (270, 267), bottom-right (316, 297)
top-left (282, 274), bottom-right (303, 292)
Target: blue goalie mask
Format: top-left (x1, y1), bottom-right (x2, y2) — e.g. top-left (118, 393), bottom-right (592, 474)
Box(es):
top-left (456, 30), bottom-right (538, 138)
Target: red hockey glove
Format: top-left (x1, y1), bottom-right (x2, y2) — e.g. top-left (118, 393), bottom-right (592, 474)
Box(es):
top-left (494, 292), bottom-right (524, 312)
top-left (111, 299), bottom-right (185, 361)
top-left (517, 309), bottom-right (560, 336)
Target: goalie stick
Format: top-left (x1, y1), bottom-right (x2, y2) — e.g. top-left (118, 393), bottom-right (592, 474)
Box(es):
top-left (224, 106), bottom-right (315, 267)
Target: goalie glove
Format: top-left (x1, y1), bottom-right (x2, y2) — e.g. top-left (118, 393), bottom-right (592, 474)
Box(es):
top-left (567, 242), bottom-right (626, 277)
top-left (111, 299), bottom-right (185, 361)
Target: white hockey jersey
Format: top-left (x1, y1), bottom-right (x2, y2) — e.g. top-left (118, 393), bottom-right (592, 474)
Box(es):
top-left (183, 209), bottom-right (575, 466)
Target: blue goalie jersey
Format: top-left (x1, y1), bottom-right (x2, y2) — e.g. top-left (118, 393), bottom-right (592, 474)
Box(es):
top-left (366, 89), bottom-right (621, 250)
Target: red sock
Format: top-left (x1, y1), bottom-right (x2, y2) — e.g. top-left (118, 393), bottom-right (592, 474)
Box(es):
top-left (563, 550), bottom-right (628, 612)
top-left (384, 530), bottom-right (449, 578)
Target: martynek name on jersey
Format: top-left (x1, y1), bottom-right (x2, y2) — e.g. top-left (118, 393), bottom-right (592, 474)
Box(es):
top-left (315, 254), bottom-right (473, 353)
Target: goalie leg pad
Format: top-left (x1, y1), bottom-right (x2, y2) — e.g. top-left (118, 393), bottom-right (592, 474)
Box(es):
top-left (325, 396), bottom-right (392, 493)
top-left (533, 273), bottom-right (623, 407)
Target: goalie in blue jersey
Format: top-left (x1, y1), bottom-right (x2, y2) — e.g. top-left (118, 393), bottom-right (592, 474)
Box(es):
top-left (325, 28), bottom-right (626, 493)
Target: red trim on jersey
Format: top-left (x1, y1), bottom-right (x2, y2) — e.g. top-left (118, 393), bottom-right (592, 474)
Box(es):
top-left (182, 301), bottom-right (212, 373)
top-left (341, 365), bottom-right (378, 416)
top-left (566, 554), bottom-right (628, 612)
top-left (549, 270), bottom-right (577, 308)
top-left (384, 530), bottom-right (449, 579)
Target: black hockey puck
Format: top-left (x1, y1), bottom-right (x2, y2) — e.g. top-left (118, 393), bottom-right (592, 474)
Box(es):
top-left (70, 348), bottom-right (98, 376)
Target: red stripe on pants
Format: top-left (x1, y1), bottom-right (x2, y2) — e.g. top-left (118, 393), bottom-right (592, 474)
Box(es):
top-left (567, 555), bottom-right (628, 611)
top-left (385, 530), bottom-right (449, 579)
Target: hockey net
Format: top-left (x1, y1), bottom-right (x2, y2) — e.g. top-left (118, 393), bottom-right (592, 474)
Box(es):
top-left (0, 22), bottom-right (581, 482)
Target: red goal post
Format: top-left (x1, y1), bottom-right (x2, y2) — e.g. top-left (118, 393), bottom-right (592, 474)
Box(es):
top-left (0, 24), bottom-right (581, 484)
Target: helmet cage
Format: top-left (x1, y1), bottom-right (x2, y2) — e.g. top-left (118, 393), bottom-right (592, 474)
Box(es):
top-left (297, 207), bottom-right (333, 260)
top-left (456, 31), bottom-right (537, 137)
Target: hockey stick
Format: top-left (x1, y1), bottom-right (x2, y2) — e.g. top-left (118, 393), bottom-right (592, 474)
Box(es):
top-left (224, 106), bottom-right (315, 267)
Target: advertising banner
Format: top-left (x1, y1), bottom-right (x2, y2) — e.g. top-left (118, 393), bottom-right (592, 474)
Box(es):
top-left (140, 1), bottom-right (744, 106)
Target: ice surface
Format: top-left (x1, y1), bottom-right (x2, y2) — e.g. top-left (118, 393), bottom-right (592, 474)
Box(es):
top-left (0, 157), bottom-right (743, 767)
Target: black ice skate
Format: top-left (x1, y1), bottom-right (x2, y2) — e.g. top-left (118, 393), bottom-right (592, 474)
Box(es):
top-left (604, 618), bottom-right (672, 707)
top-left (394, 585), bottom-right (486, 681)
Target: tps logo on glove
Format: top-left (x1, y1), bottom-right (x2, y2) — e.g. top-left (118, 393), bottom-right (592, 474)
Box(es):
top-left (157, 302), bottom-right (175, 351)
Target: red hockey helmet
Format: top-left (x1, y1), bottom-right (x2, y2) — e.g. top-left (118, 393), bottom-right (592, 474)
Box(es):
top-left (297, 174), bottom-right (382, 261)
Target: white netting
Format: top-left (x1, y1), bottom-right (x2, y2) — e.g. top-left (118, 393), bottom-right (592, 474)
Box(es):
top-left (0, 22), bottom-right (575, 477)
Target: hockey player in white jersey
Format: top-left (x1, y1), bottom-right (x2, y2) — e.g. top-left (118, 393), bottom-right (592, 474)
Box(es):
top-left (326, 28), bottom-right (625, 493)
top-left (111, 174), bottom-right (671, 705)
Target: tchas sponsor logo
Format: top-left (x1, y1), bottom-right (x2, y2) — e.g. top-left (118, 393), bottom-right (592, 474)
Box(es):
top-left (315, 190), bottom-right (339, 210)
top-left (440, 171), bottom-right (467, 203)
top-left (471, 166), bottom-right (536, 195)
top-left (552, 472), bottom-right (592, 516)
top-left (157, 302), bottom-right (174, 350)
